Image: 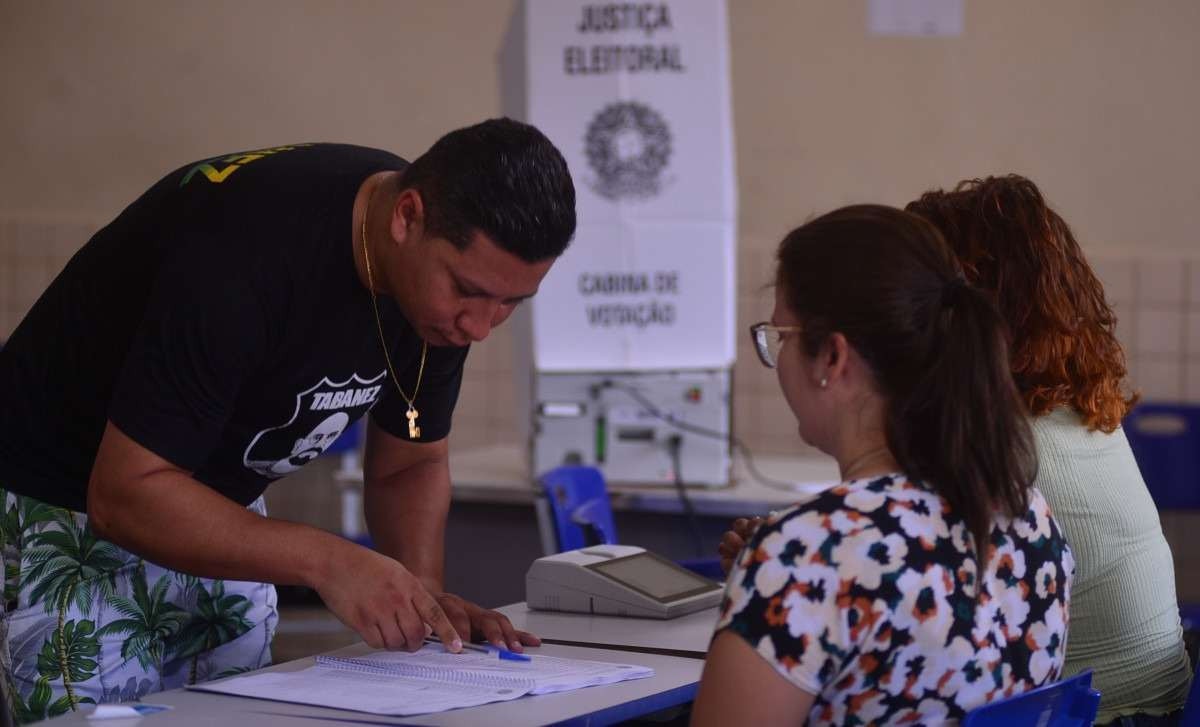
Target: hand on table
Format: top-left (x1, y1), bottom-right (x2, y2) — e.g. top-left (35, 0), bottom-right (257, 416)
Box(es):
top-left (430, 590), bottom-right (542, 653)
top-left (717, 516), bottom-right (764, 575)
top-left (315, 547), bottom-right (461, 653)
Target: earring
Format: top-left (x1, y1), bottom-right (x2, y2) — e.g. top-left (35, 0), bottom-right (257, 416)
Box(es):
top-left (819, 377), bottom-right (828, 389)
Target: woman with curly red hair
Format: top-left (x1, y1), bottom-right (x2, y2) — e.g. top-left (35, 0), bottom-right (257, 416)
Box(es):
top-left (906, 175), bottom-right (1190, 725)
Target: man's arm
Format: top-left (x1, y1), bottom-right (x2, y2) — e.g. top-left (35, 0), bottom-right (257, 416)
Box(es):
top-left (362, 420), bottom-right (452, 591)
top-left (362, 417), bottom-right (540, 651)
top-left (87, 420), bottom-right (463, 653)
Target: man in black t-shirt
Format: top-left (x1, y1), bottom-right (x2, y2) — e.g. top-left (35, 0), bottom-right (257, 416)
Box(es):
top-left (0, 119), bottom-right (575, 718)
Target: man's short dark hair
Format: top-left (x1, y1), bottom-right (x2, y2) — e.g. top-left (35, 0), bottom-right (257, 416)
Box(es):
top-left (398, 118), bottom-right (576, 262)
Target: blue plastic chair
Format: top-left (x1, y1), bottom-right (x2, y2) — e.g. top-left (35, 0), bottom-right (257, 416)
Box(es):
top-left (538, 465), bottom-right (723, 581)
top-left (961, 670), bottom-right (1100, 726)
top-left (1123, 404), bottom-right (1200, 667)
top-left (541, 466), bottom-right (618, 550)
top-left (1181, 659), bottom-right (1200, 727)
top-left (1123, 403), bottom-right (1200, 510)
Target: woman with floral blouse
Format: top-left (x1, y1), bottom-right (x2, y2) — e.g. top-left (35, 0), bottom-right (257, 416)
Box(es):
top-left (693, 205), bottom-right (1074, 725)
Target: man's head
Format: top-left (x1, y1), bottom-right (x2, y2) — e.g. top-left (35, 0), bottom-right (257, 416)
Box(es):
top-left (398, 117), bottom-right (576, 262)
top-left (377, 119), bottom-right (576, 346)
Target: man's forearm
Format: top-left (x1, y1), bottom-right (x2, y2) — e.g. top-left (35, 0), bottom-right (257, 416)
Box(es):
top-left (90, 467), bottom-right (357, 590)
top-left (364, 457), bottom-right (451, 590)
top-left (88, 420), bottom-right (359, 590)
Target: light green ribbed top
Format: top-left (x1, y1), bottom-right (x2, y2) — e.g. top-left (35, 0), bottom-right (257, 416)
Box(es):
top-left (1032, 408), bottom-right (1192, 721)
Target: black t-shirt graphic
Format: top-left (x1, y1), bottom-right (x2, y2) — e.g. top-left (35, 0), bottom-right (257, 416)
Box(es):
top-left (0, 143), bottom-right (469, 511)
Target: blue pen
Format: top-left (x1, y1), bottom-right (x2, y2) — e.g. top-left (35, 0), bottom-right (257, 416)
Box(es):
top-left (424, 637), bottom-right (532, 662)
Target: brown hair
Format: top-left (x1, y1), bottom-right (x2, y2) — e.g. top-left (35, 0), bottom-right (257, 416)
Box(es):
top-left (777, 205), bottom-right (1034, 562)
top-left (906, 175), bottom-right (1136, 432)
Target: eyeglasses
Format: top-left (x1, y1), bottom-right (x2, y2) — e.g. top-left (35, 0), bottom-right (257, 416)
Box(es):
top-left (749, 322), bottom-right (803, 369)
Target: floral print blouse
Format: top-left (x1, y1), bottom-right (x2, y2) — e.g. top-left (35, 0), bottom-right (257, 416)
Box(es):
top-left (716, 473), bottom-right (1074, 725)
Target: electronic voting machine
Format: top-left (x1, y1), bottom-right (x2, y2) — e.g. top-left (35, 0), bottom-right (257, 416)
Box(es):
top-left (526, 545), bottom-right (723, 619)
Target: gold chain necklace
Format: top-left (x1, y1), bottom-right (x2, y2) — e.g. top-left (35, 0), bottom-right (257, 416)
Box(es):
top-left (361, 181), bottom-right (428, 439)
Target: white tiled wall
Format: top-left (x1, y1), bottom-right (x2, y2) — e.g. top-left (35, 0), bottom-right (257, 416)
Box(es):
top-left (1094, 254), bottom-right (1200, 404)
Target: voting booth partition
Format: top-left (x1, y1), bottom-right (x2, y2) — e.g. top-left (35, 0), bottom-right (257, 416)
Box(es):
top-left (502, 0), bottom-right (738, 489)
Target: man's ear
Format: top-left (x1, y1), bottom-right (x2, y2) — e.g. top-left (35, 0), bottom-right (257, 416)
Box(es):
top-left (390, 188), bottom-right (425, 244)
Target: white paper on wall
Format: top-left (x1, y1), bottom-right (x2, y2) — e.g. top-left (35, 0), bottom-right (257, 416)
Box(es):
top-left (866, 0), bottom-right (964, 37)
top-left (523, 0), bottom-right (736, 371)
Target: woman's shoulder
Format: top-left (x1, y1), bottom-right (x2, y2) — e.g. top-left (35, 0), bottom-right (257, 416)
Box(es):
top-left (731, 473), bottom-right (972, 632)
top-left (1030, 406), bottom-right (1135, 459)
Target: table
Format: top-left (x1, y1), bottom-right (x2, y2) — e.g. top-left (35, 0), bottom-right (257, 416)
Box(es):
top-left (496, 602), bottom-right (718, 659)
top-left (41, 642), bottom-right (703, 727)
top-left (436, 445), bottom-right (838, 607)
top-left (449, 443), bottom-right (840, 517)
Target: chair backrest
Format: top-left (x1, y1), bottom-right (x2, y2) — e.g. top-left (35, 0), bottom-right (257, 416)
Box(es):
top-left (1124, 403), bottom-right (1200, 510)
top-left (961, 670), bottom-right (1100, 727)
top-left (538, 466), bottom-right (618, 552)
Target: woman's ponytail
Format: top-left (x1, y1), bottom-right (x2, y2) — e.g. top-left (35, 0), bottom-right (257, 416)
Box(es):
top-left (886, 276), bottom-right (1035, 564)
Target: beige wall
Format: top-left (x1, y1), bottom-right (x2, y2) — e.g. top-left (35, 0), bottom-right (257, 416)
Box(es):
top-left (2, 0), bottom-right (1199, 461)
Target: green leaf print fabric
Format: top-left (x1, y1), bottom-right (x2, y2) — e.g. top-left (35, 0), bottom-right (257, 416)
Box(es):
top-left (0, 490), bottom-right (277, 724)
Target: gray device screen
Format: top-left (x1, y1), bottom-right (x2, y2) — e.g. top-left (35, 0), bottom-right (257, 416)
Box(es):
top-left (587, 552), bottom-right (720, 603)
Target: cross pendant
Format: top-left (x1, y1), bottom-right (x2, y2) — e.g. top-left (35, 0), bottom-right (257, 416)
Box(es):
top-left (405, 406), bottom-right (421, 439)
